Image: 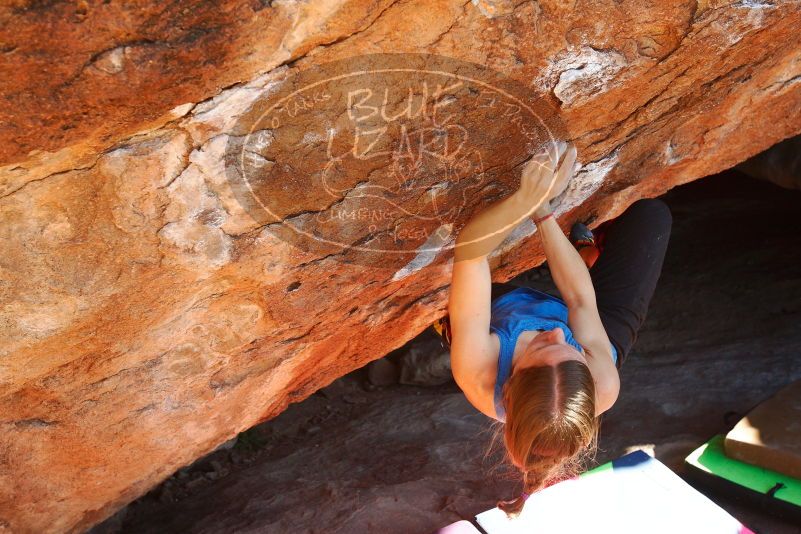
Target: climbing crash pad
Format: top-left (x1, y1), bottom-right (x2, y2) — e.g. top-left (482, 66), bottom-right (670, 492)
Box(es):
top-left (724, 379), bottom-right (801, 480)
top-left (475, 450), bottom-right (753, 533)
top-left (685, 434), bottom-right (801, 523)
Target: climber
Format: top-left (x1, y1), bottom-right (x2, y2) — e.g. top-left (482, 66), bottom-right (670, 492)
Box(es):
top-left (439, 140), bottom-right (672, 518)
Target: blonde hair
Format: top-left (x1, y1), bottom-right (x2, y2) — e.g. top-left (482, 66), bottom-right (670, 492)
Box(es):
top-left (495, 359), bottom-right (600, 518)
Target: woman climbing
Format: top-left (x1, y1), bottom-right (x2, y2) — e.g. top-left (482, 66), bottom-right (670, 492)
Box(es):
top-left (440, 140), bottom-right (672, 517)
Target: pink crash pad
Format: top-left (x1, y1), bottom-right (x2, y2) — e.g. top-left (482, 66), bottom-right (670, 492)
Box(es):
top-left (434, 519), bottom-right (482, 534)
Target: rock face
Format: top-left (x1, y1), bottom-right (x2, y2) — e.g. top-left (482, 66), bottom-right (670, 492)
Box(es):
top-left (103, 172), bottom-right (801, 534)
top-left (2, 1), bottom-right (801, 532)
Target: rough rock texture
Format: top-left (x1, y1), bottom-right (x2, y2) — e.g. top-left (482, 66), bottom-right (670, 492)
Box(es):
top-left (99, 173), bottom-right (801, 534)
top-left (3, 1), bottom-right (801, 532)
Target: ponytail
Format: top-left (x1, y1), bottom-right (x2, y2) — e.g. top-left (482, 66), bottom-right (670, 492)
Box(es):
top-left (494, 359), bottom-right (600, 519)
top-left (497, 469), bottom-right (540, 518)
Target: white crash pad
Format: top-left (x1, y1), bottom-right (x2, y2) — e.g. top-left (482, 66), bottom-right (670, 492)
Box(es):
top-left (475, 450), bottom-right (753, 534)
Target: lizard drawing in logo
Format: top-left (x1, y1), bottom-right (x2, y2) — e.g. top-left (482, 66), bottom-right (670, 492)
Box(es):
top-left (315, 116), bottom-right (487, 243)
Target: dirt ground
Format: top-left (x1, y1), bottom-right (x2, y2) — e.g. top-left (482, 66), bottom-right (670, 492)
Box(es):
top-left (93, 171), bottom-right (801, 534)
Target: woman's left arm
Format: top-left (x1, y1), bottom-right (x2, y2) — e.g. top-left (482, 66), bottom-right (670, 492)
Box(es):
top-left (536, 212), bottom-right (620, 413)
top-left (532, 143), bottom-right (620, 413)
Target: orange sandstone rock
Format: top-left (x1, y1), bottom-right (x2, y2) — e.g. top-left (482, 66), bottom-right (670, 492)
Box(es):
top-left (2, 0), bottom-right (801, 532)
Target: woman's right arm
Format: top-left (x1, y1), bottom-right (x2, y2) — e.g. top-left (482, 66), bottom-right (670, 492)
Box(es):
top-left (449, 179), bottom-right (536, 414)
top-left (448, 255), bottom-right (497, 416)
top-left (449, 144), bottom-right (568, 413)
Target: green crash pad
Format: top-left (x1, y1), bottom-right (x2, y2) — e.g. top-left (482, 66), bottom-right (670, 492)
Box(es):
top-left (685, 434), bottom-right (801, 523)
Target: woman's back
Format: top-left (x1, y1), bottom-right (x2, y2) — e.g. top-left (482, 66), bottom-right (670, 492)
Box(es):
top-left (489, 287), bottom-right (617, 421)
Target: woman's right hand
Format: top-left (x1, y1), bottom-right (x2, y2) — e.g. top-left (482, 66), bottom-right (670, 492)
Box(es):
top-left (517, 140), bottom-right (578, 216)
top-left (453, 140), bottom-right (578, 262)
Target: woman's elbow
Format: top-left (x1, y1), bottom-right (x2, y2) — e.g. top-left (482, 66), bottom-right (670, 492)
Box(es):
top-left (564, 291), bottom-right (597, 310)
top-left (595, 371), bottom-right (620, 415)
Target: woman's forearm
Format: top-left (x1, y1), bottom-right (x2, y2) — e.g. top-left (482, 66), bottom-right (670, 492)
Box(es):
top-left (536, 212), bottom-right (596, 307)
top-left (454, 191), bottom-right (540, 262)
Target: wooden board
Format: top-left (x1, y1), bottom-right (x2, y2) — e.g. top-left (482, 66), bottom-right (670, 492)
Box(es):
top-left (725, 379), bottom-right (801, 480)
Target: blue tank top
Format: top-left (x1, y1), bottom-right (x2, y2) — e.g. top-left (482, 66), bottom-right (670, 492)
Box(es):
top-left (489, 287), bottom-right (618, 422)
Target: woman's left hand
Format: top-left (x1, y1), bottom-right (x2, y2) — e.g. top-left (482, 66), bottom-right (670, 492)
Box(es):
top-left (548, 141), bottom-right (578, 203)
